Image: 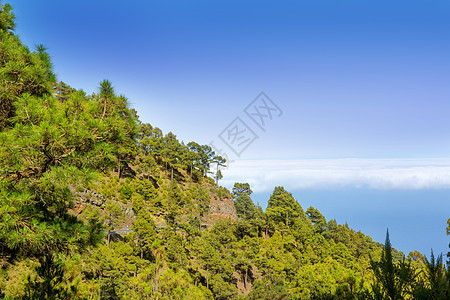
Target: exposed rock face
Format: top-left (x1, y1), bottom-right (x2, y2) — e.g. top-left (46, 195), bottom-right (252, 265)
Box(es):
top-left (71, 184), bottom-right (236, 228)
top-left (72, 188), bottom-right (135, 219)
top-left (204, 195), bottom-right (238, 224)
top-left (74, 188), bottom-right (106, 207)
top-left (121, 205), bottom-right (135, 219)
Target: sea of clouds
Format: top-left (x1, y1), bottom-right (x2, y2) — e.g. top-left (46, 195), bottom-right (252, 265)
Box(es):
top-left (220, 158), bottom-right (450, 193)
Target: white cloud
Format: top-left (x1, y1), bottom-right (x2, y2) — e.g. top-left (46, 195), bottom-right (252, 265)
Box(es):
top-left (220, 158), bottom-right (450, 193)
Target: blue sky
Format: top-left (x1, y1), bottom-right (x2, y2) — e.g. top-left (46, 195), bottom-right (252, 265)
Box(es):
top-left (8, 0), bottom-right (450, 255)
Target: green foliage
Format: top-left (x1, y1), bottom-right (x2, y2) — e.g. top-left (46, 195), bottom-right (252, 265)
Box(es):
top-left (412, 250), bottom-right (449, 300)
top-left (53, 81), bottom-right (76, 102)
top-left (306, 206), bottom-right (327, 234)
top-left (247, 274), bottom-right (291, 300)
top-left (132, 209), bottom-right (157, 260)
top-left (119, 182), bottom-right (133, 202)
top-left (164, 181), bottom-right (185, 225)
top-left (0, 11), bottom-right (137, 293)
top-left (187, 142), bottom-right (218, 178)
top-left (214, 169), bottom-right (223, 184)
top-left (82, 242), bottom-right (142, 299)
top-left (0, 2), bottom-right (14, 32)
top-left (266, 186), bottom-right (305, 227)
top-left (0, 259), bottom-right (37, 298)
top-left (233, 182), bottom-right (258, 220)
top-left (447, 218), bottom-right (450, 254)
top-left (105, 201), bottom-right (126, 228)
top-left (369, 230), bottom-right (417, 299)
top-left (189, 185), bottom-right (211, 217)
top-left (293, 258), bottom-right (364, 298)
top-left (24, 254), bottom-right (79, 299)
top-left (0, 3), bottom-right (55, 129)
top-left (157, 268), bottom-right (213, 299)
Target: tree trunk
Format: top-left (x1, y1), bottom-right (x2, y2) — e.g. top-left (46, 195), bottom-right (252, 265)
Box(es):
top-left (98, 272), bottom-right (102, 299)
top-left (244, 268), bottom-right (248, 291)
top-left (153, 255), bottom-right (160, 294)
top-left (215, 163), bottom-right (219, 185)
top-left (171, 167), bottom-right (173, 182)
top-left (206, 265), bottom-right (209, 290)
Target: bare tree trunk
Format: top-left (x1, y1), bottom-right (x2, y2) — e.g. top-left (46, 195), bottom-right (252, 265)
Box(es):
top-left (153, 255), bottom-right (159, 295)
top-left (244, 268), bottom-right (248, 291)
top-left (98, 272), bottom-right (102, 299)
top-left (206, 265), bottom-right (209, 290)
top-left (215, 163), bottom-right (219, 185)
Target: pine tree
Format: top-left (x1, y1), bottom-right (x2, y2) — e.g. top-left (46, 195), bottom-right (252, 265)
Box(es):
top-left (0, 36), bottom-right (138, 293)
top-left (266, 186), bottom-right (304, 227)
top-left (133, 209), bottom-right (158, 260)
top-left (215, 169), bottom-right (223, 185)
top-left (306, 206), bottom-right (327, 234)
top-left (369, 230), bottom-right (416, 299)
top-left (233, 183), bottom-right (257, 219)
top-left (0, 3), bottom-right (55, 129)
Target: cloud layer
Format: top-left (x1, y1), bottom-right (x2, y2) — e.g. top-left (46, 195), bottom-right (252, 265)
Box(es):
top-left (220, 158), bottom-right (450, 193)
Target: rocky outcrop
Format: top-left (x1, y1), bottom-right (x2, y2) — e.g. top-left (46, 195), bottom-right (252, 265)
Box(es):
top-left (71, 183), bottom-right (235, 228)
top-left (72, 188), bottom-right (135, 219)
top-left (204, 195), bottom-right (238, 224)
top-left (74, 188), bottom-right (107, 207)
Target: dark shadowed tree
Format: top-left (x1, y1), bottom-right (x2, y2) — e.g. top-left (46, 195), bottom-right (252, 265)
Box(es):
top-left (369, 230), bottom-right (417, 300)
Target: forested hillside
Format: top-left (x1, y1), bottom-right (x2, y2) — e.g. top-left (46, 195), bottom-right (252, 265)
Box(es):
top-left (0, 3), bottom-right (449, 299)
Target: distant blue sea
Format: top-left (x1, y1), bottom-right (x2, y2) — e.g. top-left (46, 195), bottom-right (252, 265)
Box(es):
top-left (252, 189), bottom-right (450, 258)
